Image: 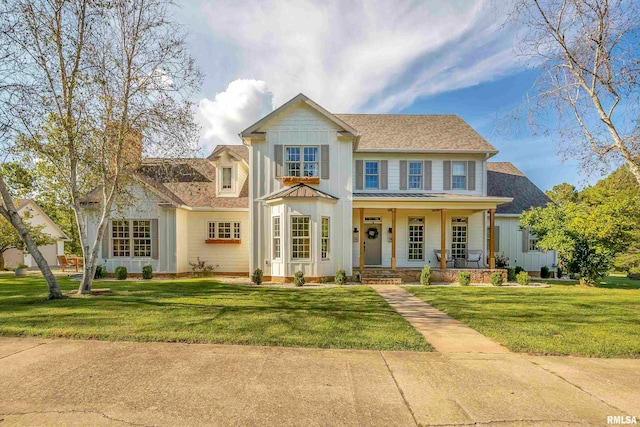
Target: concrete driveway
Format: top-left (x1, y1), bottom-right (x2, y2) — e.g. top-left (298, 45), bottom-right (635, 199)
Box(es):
top-left (0, 338), bottom-right (638, 426)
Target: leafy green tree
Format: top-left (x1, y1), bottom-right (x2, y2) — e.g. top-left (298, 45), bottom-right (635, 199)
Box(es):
top-left (521, 194), bottom-right (640, 285)
top-left (546, 183), bottom-right (578, 206)
top-left (0, 213), bottom-right (54, 270)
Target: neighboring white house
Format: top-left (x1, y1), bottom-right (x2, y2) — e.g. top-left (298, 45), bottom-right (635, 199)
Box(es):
top-left (85, 93), bottom-right (556, 281)
top-left (4, 199), bottom-right (70, 268)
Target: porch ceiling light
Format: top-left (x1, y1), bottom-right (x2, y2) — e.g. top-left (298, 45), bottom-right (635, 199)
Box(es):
top-left (353, 228), bottom-right (359, 233)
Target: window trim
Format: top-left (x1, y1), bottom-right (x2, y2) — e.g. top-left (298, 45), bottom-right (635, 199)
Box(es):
top-left (111, 219), bottom-right (153, 259)
top-left (290, 216), bottom-right (311, 260)
top-left (206, 221), bottom-right (242, 243)
top-left (285, 146), bottom-right (319, 178)
top-left (451, 217), bottom-right (468, 259)
top-left (364, 160), bottom-right (380, 189)
top-left (407, 216), bottom-right (425, 262)
top-left (528, 233), bottom-right (540, 252)
top-left (272, 216), bottom-right (281, 260)
top-left (451, 161), bottom-right (468, 190)
top-left (321, 216), bottom-right (330, 260)
top-left (408, 161), bottom-right (423, 190)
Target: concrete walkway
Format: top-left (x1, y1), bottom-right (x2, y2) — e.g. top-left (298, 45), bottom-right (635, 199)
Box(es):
top-left (1, 338), bottom-right (638, 426)
top-left (373, 285), bottom-right (510, 353)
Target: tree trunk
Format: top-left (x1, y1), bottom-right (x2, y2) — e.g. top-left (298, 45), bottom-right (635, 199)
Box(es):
top-left (0, 251), bottom-right (5, 271)
top-left (0, 178), bottom-right (63, 299)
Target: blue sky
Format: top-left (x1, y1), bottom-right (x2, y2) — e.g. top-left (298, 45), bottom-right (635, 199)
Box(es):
top-left (178, 0), bottom-right (593, 191)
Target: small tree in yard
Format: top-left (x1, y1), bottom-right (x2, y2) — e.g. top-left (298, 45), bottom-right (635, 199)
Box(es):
top-left (0, 214), bottom-right (53, 270)
top-left (251, 268), bottom-right (263, 285)
top-left (1, 0), bottom-right (201, 295)
top-left (420, 265), bottom-right (431, 285)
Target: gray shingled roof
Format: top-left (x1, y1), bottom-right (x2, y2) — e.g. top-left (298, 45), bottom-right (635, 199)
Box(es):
top-left (208, 144), bottom-right (249, 162)
top-left (487, 162), bottom-right (550, 214)
top-left (264, 184), bottom-right (338, 201)
top-left (336, 114), bottom-right (498, 152)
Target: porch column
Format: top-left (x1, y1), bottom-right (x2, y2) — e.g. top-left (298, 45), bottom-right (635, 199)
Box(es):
top-left (359, 208), bottom-right (365, 271)
top-left (440, 209), bottom-right (447, 270)
top-left (489, 208), bottom-right (496, 269)
top-left (391, 208), bottom-right (397, 270)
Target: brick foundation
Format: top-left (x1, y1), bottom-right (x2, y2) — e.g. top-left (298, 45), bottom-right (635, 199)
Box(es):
top-left (395, 268), bottom-right (507, 284)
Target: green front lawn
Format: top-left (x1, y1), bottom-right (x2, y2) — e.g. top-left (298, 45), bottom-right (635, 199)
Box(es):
top-left (405, 280), bottom-right (640, 358)
top-left (0, 273), bottom-right (431, 351)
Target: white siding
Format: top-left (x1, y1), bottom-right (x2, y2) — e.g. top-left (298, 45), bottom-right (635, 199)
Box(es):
top-left (185, 211), bottom-right (249, 273)
top-left (353, 153), bottom-right (486, 196)
top-left (496, 216), bottom-right (557, 273)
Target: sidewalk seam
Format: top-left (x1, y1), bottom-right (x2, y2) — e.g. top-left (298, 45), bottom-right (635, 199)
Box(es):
top-left (379, 351), bottom-right (419, 427)
top-left (0, 342), bottom-right (47, 361)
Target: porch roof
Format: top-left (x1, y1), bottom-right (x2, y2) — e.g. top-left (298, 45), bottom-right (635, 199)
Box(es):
top-left (352, 193), bottom-right (512, 210)
top-left (262, 183), bottom-right (339, 203)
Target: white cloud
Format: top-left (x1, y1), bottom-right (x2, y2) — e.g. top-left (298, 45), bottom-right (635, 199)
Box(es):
top-left (196, 79), bottom-right (274, 154)
top-left (193, 0), bottom-right (520, 114)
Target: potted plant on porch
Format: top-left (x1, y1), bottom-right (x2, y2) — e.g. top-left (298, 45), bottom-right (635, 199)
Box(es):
top-left (15, 263), bottom-right (28, 277)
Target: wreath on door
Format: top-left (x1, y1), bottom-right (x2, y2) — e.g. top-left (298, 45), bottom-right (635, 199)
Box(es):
top-left (366, 227), bottom-right (379, 240)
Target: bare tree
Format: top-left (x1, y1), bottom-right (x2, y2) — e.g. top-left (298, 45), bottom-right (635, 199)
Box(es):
top-left (2, 0), bottom-right (201, 294)
top-left (511, 0), bottom-right (640, 184)
top-left (0, 8), bottom-right (63, 299)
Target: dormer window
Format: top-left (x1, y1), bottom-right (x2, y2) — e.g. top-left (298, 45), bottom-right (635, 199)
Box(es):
top-left (222, 167), bottom-right (232, 190)
top-left (286, 146), bottom-right (318, 177)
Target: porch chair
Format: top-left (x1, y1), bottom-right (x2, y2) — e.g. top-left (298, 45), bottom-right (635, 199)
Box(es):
top-left (466, 250), bottom-right (483, 268)
top-left (433, 249), bottom-right (453, 267)
top-left (69, 255), bottom-right (84, 271)
top-left (57, 255), bottom-right (77, 272)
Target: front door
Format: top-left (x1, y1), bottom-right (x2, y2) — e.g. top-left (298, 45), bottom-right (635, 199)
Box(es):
top-left (364, 224), bottom-right (382, 265)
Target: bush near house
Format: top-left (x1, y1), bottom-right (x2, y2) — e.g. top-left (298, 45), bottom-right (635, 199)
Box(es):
top-left (294, 271), bottom-right (305, 287)
top-left (334, 269), bottom-right (346, 285)
top-left (540, 265), bottom-right (550, 279)
top-left (420, 265), bottom-right (431, 285)
top-left (458, 271), bottom-right (471, 286)
top-left (494, 253), bottom-right (509, 268)
top-left (94, 265), bottom-right (107, 279)
top-left (507, 268), bottom-right (516, 282)
top-left (515, 266), bottom-right (524, 276)
top-left (517, 271), bottom-right (530, 286)
top-left (251, 268), bottom-right (263, 285)
top-left (142, 265), bottom-right (153, 280)
top-left (114, 266), bottom-right (128, 280)
top-left (490, 271), bottom-right (504, 286)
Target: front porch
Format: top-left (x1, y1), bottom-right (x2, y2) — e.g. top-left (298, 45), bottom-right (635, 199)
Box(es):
top-left (352, 200), bottom-right (506, 283)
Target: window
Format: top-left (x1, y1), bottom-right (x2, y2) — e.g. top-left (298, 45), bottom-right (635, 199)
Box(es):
top-left (408, 162), bottom-right (423, 189)
top-left (285, 146), bottom-right (318, 177)
top-left (365, 161), bottom-right (379, 189)
top-left (452, 162), bottom-right (467, 190)
top-left (291, 216), bottom-right (310, 259)
top-left (112, 220), bottom-right (130, 257)
top-left (408, 217), bottom-right (424, 261)
top-left (321, 217), bottom-right (330, 259)
top-left (222, 167), bottom-right (232, 190)
top-left (132, 220), bottom-right (151, 257)
top-left (273, 217), bottom-right (281, 259)
top-left (112, 220), bottom-right (153, 258)
top-left (451, 217), bottom-right (468, 259)
top-left (207, 221), bottom-right (241, 240)
top-left (529, 233), bottom-right (539, 251)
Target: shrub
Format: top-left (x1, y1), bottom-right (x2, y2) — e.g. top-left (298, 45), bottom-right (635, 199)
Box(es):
top-left (490, 271), bottom-right (504, 286)
top-left (334, 269), bottom-right (347, 285)
top-left (142, 265), bottom-right (153, 280)
top-left (494, 253), bottom-right (509, 268)
top-left (251, 268), bottom-right (263, 285)
top-left (114, 266), bottom-right (128, 280)
top-left (94, 264), bottom-right (107, 279)
top-left (294, 271), bottom-right (305, 287)
top-left (420, 265), bottom-right (431, 285)
top-left (515, 266), bottom-right (524, 275)
top-left (540, 265), bottom-right (550, 279)
top-left (556, 266), bottom-right (563, 279)
top-left (516, 271), bottom-right (530, 286)
top-left (189, 257), bottom-right (216, 277)
top-left (16, 263), bottom-right (28, 269)
top-left (507, 268), bottom-right (516, 282)
top-left (458, 271), bottom-right (471, 286)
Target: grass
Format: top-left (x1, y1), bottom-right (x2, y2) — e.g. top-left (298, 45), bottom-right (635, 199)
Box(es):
top-left (0, 273), bottom-right (432, 351)
top-left (405, 276), bottom-right (640, 358)
top-left (536, 273), bottom-right (640, 290)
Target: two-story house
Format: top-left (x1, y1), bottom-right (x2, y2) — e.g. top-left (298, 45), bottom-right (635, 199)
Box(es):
top-left (86, 93), bottom-right (556, 282)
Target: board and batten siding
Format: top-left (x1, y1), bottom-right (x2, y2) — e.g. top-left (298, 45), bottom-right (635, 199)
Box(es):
top-left (495, 216), bottom-right (557, 273)
top-left (87, 183), bottom-right (177, 274)
top-left (352, 153), bottom-right (486, 196)
top-left (352, 209), bottom-right (486, 268)
top-left (185, 211), bottom-right (249, 273)
top-left (249, 103), bottom-right (354, 276)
